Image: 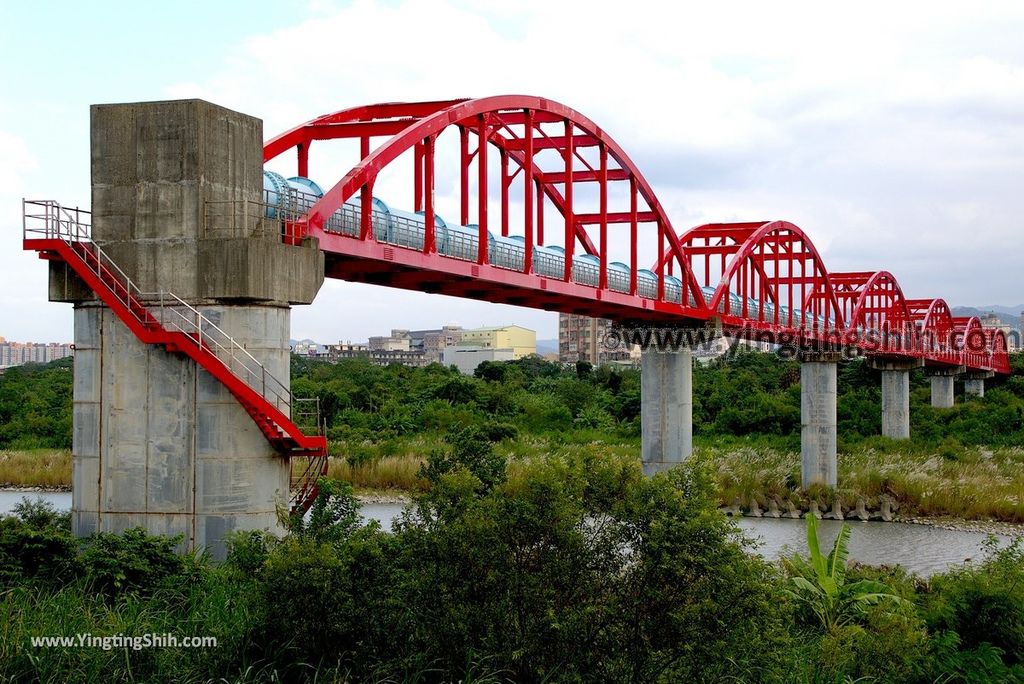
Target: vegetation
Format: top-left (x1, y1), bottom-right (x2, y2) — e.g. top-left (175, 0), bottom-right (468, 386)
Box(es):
top-left (2, 452), bottom-right (1024, 683)
top-left (786, 515), bottom-right (910, 632)
top-left (4, 351), bottom-right (1024, 520)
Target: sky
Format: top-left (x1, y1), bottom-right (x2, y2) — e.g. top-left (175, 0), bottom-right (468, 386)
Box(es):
top-left (2, 0), bottom-right (1024, 344)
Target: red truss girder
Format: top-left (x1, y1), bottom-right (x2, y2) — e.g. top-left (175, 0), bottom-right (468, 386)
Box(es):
top-left (265, 94), bottom-right (706, 308)
top-left (265, 96), bottom-right (1008, 374)
top-left (827, 271), bottom-right (915, 352)
top-left (661, 220), bottom-right (843, 332)
top-left (906, 298), bottom-right (959, 364)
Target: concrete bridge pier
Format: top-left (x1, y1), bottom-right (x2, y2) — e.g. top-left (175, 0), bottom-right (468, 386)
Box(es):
top-left (51, 100), bottom-right (324, 558)
top-left (963, 370), bottom-right (994, 399)
top-left (800, 350), bottom-right (840, 487)
top-left (640, 345), bottom-right (693, 476)
top-left (926, 366), bottom-right (963, 408)
top-left (638, 325), bottom-right (721, 476)
top-left (867, 357), bottom-right (923, 439)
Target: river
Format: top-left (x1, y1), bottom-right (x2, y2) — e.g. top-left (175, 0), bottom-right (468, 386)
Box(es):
top-left (1, 491), bottom-right (1014, 576)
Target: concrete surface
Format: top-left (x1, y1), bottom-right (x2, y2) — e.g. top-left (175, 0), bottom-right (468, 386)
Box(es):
top-left (800, 351), bottom-right (839, 487)
top-left (926, 366), bottom-right (963, 408)
top-left (64, 99), bottom-right (325, 558)
top-left (867, 358), bottom-right (922, 440)
top-left (641, 346), bottom-right (693, 476)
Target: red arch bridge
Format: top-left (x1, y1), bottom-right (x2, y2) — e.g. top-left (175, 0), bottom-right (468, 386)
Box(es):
top-left (24, 95), bottom-right (1010, 518)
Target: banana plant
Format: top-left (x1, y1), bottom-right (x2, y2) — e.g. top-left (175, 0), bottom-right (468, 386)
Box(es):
top-left (786, 514), bottom-right (910, 632)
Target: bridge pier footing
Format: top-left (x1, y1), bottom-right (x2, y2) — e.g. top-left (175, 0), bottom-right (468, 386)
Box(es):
top-left (800, 350), bottom-right (839, 487)
top-left (640, 345), bottom-right (693, 476)
top-left (867, 357), bottom-right (922, 439)
top-left (926, 366), bottom-right (963, 408)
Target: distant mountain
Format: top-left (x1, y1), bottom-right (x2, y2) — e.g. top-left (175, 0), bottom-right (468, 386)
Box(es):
top-left (951, 307), bottom-right (1020, 328)
top-left (975, 305), bottom-right (1024, 317)
top-left (536, 338), bottom-right (559, 354)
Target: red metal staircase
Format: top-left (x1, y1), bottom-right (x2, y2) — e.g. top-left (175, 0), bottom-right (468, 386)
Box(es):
top-left (22, 200), bottom-right (328, 513)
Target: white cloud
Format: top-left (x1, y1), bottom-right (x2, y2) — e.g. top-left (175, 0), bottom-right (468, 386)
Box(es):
top-left (8, 0), bottom-right (1024, 343)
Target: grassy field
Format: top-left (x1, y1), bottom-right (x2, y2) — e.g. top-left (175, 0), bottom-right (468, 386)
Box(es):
top-left (0, 449), bottom-right (71, 488)
top-left (7, 441), bottom-right (1024, 522)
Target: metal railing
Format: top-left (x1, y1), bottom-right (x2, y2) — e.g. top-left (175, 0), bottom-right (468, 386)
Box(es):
top-left (23, 199), bottom-right (302, 420)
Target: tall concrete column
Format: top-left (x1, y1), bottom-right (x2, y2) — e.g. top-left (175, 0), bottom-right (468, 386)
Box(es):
top-left (963, 370), bottom-right (994, 399)
top-left (640, 345), bottom-right (693, 476)
top-left (800, 351), bottom-right (839, 487)
top-left (926, 366), bottom-right (962, 408)
top-left (53, 100), bottom-right (324, 558)
top-left (867, 357), bottom-right (922, 439)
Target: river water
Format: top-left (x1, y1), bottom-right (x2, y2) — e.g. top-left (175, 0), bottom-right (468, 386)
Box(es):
top-left (1, 491), bottom-right (1014, 576)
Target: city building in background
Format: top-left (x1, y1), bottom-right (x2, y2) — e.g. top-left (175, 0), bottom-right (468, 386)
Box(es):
top-left (442, 345), bottom-right (515, 374)
top-left (0, 338), bottom-right (74, 368)
top-left (558, 314), bottom-right (639, 364)
top-left (368, 330), bottom-right (412, 353)
top-left (316, 324), bottom-right (535, 370)
top-left (459, 325), bottom-right (536, 359)
top-left (979, 313), bottom-right (1016, 351)
top-left (409, 326), bottom-right (464, 362)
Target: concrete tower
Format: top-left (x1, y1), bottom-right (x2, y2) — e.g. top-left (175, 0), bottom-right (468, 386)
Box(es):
top-left (50, 100), bottom-right (324, 558)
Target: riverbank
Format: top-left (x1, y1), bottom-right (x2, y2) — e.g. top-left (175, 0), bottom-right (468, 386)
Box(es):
top-left (6, 441), bottom-right (1024, 526)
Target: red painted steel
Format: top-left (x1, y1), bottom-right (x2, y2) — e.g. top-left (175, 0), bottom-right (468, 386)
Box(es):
top-left (23, 204), bottom-right (328, 513)
top-left (264, 95), bottom-right (1009, 374)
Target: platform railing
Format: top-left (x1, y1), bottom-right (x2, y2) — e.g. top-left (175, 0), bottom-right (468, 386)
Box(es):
top-left (22, 199), bottom-right (300, 419)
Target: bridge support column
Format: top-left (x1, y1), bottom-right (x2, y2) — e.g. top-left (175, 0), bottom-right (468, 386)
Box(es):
top-left (867, 357), bottom-right (922, 439)
top-left (54, 100), bottom-right (324, 559)
top-left (640, 345), bottom-right (692, 476)
top-left (963, 370), bottom-right (994, 399)
top-left (800, 351), bottom-right (840, 487)
top-left (926, 366), bottom-right (962, 408)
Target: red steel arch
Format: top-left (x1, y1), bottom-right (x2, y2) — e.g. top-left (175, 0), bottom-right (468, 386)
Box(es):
top-left (828, 271), bottom-right (915, 354)
top-left (660, 221), bottom-right (843, 336)
top-left (907, 298), bottom-right (957, 365)
top-left (955, 317), bottom-right (988, 369)
top-left (258, 95), bottom-right (1010, 373)
top-left (987, 329), bottom-right (1011, 374)
top-left (266, 95), bottom-right (706, 309)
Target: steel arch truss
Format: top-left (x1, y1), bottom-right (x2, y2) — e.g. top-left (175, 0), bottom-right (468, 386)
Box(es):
top-left (265, 95), bottom-right (705, 320)
top-left (986, 329), bottom-right (1011, 374)
top-left (661, 221), bottom-right (842, 343)
top-left (907, 298), bottom-right (958, 365)
top-left (828, 271), bottom-right (915, 355)
top-left (263, 96), bottom-right (1010, 373)
top-left (955, 317), bottom-right (988, 370)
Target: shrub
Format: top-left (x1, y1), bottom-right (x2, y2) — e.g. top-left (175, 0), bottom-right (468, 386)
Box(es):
top-left (922, 537), bottom-right (1024, 666)
top-left (0, 513), bottom-right (78, 586)
top-left (80, 528), bottom-right (194, 596)
top-left (418, 425), bottom-right (507, 493)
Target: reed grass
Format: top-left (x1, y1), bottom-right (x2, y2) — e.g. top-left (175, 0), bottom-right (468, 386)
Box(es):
top-left (0, 449), bottom-right (70, 488)
top-left (8, 439), bottom-right (1024, 523)
top-left (708, 444), bottom-right (1024, 522)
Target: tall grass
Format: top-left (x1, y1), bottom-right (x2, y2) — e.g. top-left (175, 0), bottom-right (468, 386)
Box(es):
top-left (0, 449), bottom-right (70, 488)
top-left (0, 572), bottom-right (271, 683)
top-left (709, 445), bottom-right (1024, 522)
top-left (10, 439), bottom-right (1024, 522)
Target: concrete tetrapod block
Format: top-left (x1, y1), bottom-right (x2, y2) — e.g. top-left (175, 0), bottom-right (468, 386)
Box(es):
top-left (823, 499), bottom-right (844, 520)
